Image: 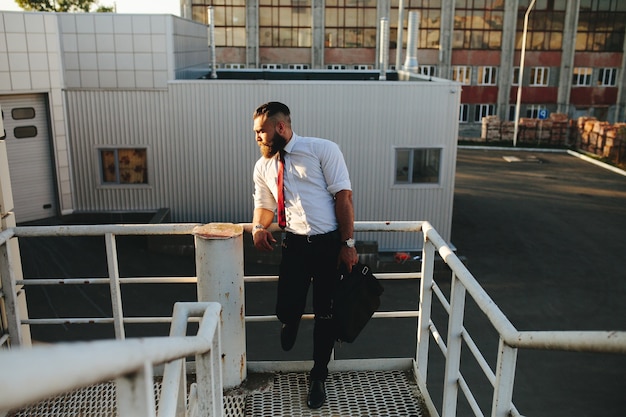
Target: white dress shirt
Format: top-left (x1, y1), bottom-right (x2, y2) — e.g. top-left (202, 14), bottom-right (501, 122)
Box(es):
top-left (253, 133), bottom-right (352, 235)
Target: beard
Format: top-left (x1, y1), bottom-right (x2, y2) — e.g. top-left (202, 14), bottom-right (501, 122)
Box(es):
top-left (259, 131), bottom-right (288, 158)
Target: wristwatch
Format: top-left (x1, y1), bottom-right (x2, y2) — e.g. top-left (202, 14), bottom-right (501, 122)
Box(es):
top-left (343, 238), bottom-right (356, 248)
top-left (253, 224), bottom-right (265, 235)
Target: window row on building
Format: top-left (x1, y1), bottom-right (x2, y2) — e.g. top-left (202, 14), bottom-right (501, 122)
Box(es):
top-left (215, 63), bottom-right (620, 87)
top-left (459, 103), bottom-right (556, 123)
top-left (191, 0), bottom-right (626, 53)
top-left (448, 65), bottom-right (617, 87)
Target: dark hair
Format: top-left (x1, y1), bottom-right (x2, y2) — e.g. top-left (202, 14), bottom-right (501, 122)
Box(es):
top-left (253, 101), bottom-right (291, 124)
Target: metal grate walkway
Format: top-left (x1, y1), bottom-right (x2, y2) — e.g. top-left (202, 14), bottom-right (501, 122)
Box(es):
top-left (8, 370), bottom-right (426, 417)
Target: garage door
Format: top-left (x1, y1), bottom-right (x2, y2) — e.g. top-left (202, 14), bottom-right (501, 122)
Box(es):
top-left (0, 94), bottom-right (57, 223)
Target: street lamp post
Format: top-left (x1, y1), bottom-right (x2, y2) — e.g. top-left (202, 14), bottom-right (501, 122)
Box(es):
top-left (513, 0), bottom-right (536, 147)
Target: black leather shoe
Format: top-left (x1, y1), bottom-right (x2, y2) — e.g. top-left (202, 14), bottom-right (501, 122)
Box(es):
top-left (307, 380), bottom-right (326, 409)
top-left (280, 322), bottom-right (299, 351)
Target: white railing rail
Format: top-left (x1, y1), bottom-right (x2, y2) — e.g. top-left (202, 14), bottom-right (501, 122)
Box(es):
top-left (2, 221), bottom-right (626, 417)
top-left (0, 301), bottom-right (223, 416)
top-left (418, 222), bottom-right (626, 417)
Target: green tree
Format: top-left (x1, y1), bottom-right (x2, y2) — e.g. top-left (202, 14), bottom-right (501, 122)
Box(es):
top-left (15, 0), bottom-right (114, 12)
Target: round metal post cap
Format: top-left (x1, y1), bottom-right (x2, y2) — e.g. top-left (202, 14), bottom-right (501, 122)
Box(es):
top-left (192, 223), bottom-right (243, 239)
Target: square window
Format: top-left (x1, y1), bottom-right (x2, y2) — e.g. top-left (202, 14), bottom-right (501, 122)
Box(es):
top-left (474, 104), bottom-right (495, 122)
top-left (478, 66), bottom-right (497, 85)
top-left (395, 148), bottom-right (441, 184)
top-left (572, 67), bottom-right (592, 86)
top-left (526, 104), bottom-right (547, 118)
top-left (598, 68), bottom-right (617, 86)
top-left (418, 65), bottom-right (437, 77)
top-left (451, 65), bottom-right (471, 84)
top-left (530, 67), bottom-right (550, 86)
top-left (100, 148), bottom-right (148, 185)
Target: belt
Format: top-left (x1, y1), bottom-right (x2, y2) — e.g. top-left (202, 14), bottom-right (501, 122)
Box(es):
top-left (285, 230), bottom-right (339, 244)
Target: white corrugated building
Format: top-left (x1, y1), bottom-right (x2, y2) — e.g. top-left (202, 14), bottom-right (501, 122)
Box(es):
top-left (0, 11), bottom-right (460, 251)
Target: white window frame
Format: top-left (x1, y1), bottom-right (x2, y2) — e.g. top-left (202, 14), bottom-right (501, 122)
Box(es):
top-left (478, 66), bottom-right (498, 85)
top-left (572, 67), bottom-right (592, 86)
top-left (526, 104), bottom-right (548, 119)
top-left (512, 67), bottom-right (520, 85)
top-left (261, 64), bottom-right (283, 69)
top-left (97, 146), bottom-right (150, 187)
top-left (394, 147), bottom-right (442, 186)
top-left (288, 64), bottom-right (310, 70)
top-left (418, 65), bottom-right (437, 77)
top-left (459, 104), bottom-right (469, 123)
top-left (529, 67), bottom-right (550, 86)
top-left (451, 66), bottom-right (472, 85)
top-left (327, 64), bottom-right (347, 70)
top-left (598, 68), bottom-right (617, 86)
top-left (474, 104), bottom-right (496, 122)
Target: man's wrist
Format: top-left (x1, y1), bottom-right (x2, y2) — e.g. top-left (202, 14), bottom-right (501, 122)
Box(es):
top-left (252, 224), bottom-right (265, 236)
top-left (342, 238), bottom-right (356, 248)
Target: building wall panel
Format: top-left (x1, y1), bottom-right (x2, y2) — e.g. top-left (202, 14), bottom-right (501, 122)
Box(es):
top-left (66, 79), bottom-right (460, 250)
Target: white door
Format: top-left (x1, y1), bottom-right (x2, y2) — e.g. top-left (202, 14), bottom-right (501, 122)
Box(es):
top-left (0, 94), bottom-right (57, 223)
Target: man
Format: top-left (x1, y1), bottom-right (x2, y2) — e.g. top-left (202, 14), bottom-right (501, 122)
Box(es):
top-left (251, 101), bottom-right (358, 409)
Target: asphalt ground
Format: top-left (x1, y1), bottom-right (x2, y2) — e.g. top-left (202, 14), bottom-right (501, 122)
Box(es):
top-left (16, 147), bottom-right (626, 416)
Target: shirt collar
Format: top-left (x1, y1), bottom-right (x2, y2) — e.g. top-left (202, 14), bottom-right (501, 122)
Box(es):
top-left (283, 132), bottom-right (297, 155)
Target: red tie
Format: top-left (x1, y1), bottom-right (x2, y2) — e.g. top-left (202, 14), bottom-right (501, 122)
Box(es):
top-left (277, 152), bottom-right (286, 228)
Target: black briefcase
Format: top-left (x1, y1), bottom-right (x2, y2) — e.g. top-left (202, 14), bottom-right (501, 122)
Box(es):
top-left (333, 263), bottom-right (384, 343)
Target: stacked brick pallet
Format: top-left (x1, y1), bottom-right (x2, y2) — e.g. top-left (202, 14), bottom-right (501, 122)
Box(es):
top-left (577, 117), bottom-right (626, 165)
top-left (480, 113), bottom-right (569, 146)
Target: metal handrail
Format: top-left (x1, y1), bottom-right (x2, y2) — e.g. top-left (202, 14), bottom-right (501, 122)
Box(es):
top-left (2, 221), bottom-right (626, 417)
top-left (0, 302), bottom-right (223, 416)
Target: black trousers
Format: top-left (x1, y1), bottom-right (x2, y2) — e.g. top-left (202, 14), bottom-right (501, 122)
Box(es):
top-left (276, 231), bottom-right (341, 381)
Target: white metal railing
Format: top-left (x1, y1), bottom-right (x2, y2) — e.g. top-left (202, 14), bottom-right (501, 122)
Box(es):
top-left (0, 301), bottom-right (223, 416)
top-left (417, 222), bottom-right (626, 417)
top-left (1, 221), bottom-right (626, 417)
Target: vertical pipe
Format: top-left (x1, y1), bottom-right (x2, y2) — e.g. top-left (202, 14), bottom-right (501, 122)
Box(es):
top-left (514, 0), bottom-right (536, 147)
top-left (194, 223), bottom-right (246, 389)
top-left (403, 11), bottom-right (419, 72)
top-left (208, 6), bottom-right (218, 79)
top-left (395, 0), bottom-right (405, 70)
top-left (379, 18), bottom-right (389, 80)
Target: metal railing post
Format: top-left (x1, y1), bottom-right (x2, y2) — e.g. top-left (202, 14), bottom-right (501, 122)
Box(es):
top-left (193, 223), bottom-right (246, 389)
top-left (105, 233), bottom-right (125, 339)
top-left (0, 237), bottom-right (23, 346)
top-left (491, 338), bottom-right (518, 417)
top-left (416, 235), bottom-right (435, 382)
top-left (194, 316), bottom-right (223, 417)
top-left (116, 361), bottom-right (156, 417)
top-left (442, 272), bottom-right (466, 417)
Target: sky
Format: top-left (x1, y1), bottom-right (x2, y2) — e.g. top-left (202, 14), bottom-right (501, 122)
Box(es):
top-left (0, 0), bottom-right (180, 15)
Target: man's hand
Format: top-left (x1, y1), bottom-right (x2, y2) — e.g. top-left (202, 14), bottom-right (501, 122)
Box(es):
top-left (338, 246), bottom-right (358, 272)
top-left (253, 228), bottom-right (277, 252)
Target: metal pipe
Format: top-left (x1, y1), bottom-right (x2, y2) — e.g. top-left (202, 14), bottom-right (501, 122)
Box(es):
top-left (194, 223), bottom-right (246, 389)
top-left (208, 6), bottom-right (218, 79)
top-left (403, 11), bottom-right (420, 72)
top-left (513, 0), bottom-right (536, 147)
top-left (379, 17), bottom-right (389, 80)
top-left (395, 0), bottom-right (405, 70)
